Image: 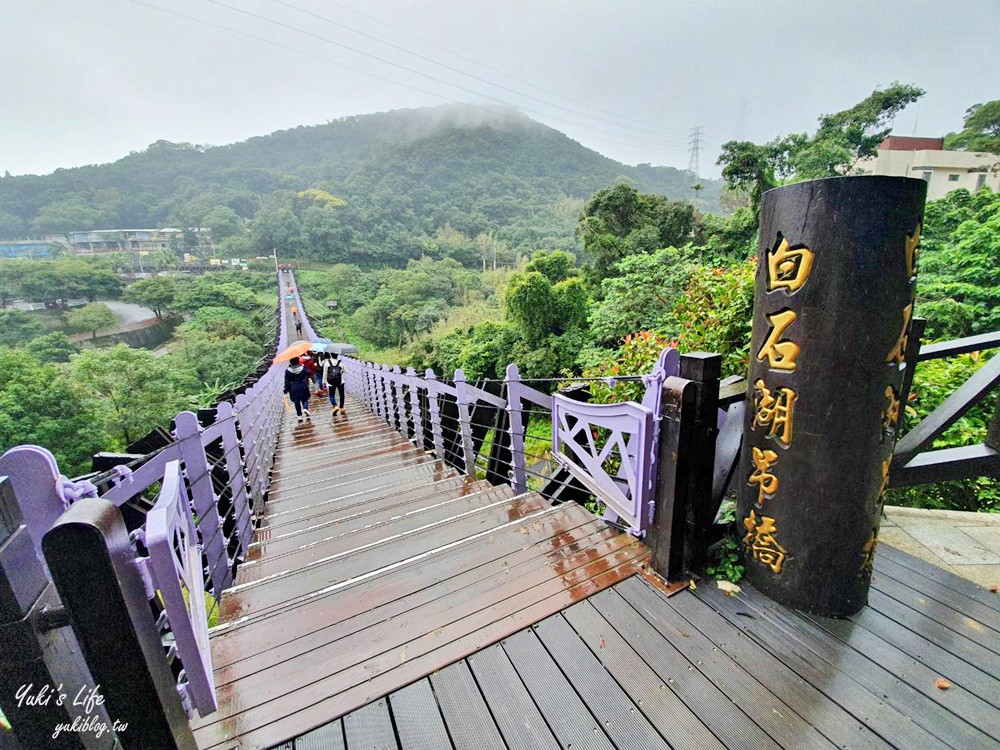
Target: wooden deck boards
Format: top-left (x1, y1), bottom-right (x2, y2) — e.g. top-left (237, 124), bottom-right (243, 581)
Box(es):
top-left (288, 544), bottom-right (1000, 750)
top-left (193, 397), bottom-right (646, 750)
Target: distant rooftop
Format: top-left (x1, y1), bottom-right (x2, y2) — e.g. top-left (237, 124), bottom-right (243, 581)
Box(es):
top-left (879, 135), bottom-right (945, 151)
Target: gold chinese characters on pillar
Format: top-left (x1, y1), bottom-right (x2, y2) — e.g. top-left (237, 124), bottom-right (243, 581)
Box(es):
top-left (743, 236), bottom-right (814, 574)
top-left (743, 510), bottom-right (787, 573)
top-left (869, 221), bottom-right (922, 570)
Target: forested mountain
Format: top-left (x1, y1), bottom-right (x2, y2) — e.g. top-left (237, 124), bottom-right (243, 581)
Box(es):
top-left (0, 105), bottom-right (720, 263)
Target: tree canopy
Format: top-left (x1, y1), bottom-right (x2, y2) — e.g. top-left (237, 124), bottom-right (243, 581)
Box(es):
top-left (718, 83), bottom-right (925, 214)
top-left (944, 100), bottom-right (1000, 155)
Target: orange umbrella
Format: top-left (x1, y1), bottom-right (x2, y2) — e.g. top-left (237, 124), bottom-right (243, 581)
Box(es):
top-left (273, 341), bottom-right (314, 364)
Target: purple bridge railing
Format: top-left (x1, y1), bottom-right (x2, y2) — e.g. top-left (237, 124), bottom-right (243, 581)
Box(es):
top-left (0, 271), bottom-right (731, 749)
top-left (337, 347), bottom-right (682, 538)
top-left (0, 271), bottom-right (294, 749)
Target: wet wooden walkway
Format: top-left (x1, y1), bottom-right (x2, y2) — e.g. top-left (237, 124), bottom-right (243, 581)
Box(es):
top-left (191, 398), bottom-right (648, 749)
top-left (288, 543), bottom-right (1000, 750)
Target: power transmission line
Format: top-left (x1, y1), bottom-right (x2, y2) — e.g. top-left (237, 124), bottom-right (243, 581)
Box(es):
top-left (131, 0), bottom-right (689, 157)
top-left (282, 0), bottom-right (693, 139)
top-left (197, 0), bottom-right (690, 149)
top-left (685, 126), bottom-right (704, 190)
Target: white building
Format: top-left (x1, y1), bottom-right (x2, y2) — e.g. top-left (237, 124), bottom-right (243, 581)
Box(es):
top-left (855, 136), bottom-right (999, 200)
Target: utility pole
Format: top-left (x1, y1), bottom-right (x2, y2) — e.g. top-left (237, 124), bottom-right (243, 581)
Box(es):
top-left (272, 247), bottom-right (279, 274)
top-left (685, 126), bottom-right (704, 194)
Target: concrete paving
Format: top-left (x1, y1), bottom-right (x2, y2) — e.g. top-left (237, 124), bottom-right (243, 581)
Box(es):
top-left (881, 504), bottom-right (1000, 590)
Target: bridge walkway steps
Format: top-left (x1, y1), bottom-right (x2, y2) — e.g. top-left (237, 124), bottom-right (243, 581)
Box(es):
top-left (191, 394), bottom-right (648, 750)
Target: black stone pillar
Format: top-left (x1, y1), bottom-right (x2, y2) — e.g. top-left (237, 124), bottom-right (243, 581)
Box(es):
top-left (737, 176), bottom-right (926, 616)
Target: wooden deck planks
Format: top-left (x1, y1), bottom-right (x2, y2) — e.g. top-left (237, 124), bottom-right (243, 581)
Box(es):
top-left (387, 679), bottom-right (453, 750)
top-left (466, 644), bottom-right (560, 750)
top-left (194, 397), bottom-right (644, 750)
top-left (318, 546), bottom-right (1000, 750)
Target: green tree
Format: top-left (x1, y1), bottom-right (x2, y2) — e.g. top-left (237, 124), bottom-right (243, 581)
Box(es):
top-left (174, 333), bottom-right (262, 389)
top-left (180, 306), bottom-right (255, 339)
top-left (124, 276), bottom-right (177, 319)
top-left (666, 260), bottom-right (756, 376)
top-left (504, 269), bottom-right (588, 344)
top-left (251, 206), bottom-right (303, 257)
top-left (0, 350), bottom-right (110, 476)
top-left (524, 250), bottom-right (577, 283)
top-left (173, 277), bottom-right (262, 312)
top-left (0, 310), bottom-right (44, 347)
top-left (29, 331), bottom-right (81, 363)
top-left (504, 271), bottom-right (557, 343)
top-left (578, 184), bottom-right (696, 280)
top-left (30, 196), bottom-right (111, 234)
top-left (944, 100), bottom-right (1000, 155)
top-left (17, 261), bottom-right (123, 303)
top-left (917, 189), bottom-right (1000, 338)
top-left (588, 247), bottom-right (692, 345)
top-left (67, 302), bottom-right (118, 339)
top-left (202, 205), bottom-right (245, 242)
top-left (0, 211), bottom-right (25, 238)
top-left (718, 83), bottom-right (925, 214)
top-left (70, 345), bottom-right (191, 446)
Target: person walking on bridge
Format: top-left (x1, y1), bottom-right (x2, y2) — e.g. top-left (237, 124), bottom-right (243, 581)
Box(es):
top-left (323, 354), bottom-right (346, 414)
top-left (284, 356), bottom-right (311, 422)
top-left (294, 317), bottom-right (302, 338)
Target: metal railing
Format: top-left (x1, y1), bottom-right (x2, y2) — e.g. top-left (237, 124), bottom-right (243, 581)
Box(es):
top-left (0, 272), bottom-right (292, 749)
top-left (889, 322), bottom-right (1000, 488)
top-left (334, 347), bottom-right (682, 539)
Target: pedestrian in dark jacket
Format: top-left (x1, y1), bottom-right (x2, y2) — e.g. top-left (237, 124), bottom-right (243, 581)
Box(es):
top-left (284, 357), bottom-right (311, 421)
top-left (323, 355), bottom-right (346, 413)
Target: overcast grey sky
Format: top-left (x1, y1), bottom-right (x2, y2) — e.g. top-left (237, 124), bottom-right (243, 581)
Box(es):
top-left (2, 0), bottom-right (997, 178)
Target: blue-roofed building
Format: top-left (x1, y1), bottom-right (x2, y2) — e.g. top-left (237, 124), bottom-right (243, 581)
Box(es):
top-left (0, 238), bottom-right (62, 259)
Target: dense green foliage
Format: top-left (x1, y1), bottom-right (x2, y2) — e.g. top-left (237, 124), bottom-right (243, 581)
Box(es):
top-left (0, 105), bottom-right (720, 266)
top-left (123, 276), bottom-right (177, 319)
top-left (2, 94), bottom-right (996, 515)
top-left (944, 99), bottom-right (1000, 155)
top-left (0, 258), bottom-right (123, 305)
top-left (0, 270), bottom-right (275, 474)
top-left (66, 302), bottom-right (117, 338)
top-left (917, 188), bottom-right (1000, 338)
top-left (885, 351), bottom-right (999, 513)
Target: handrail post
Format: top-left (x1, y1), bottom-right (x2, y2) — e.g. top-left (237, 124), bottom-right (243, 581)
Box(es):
top-left (425, 370), bottom-right (446, 461)
top-left (407, 367), bottom-right (423, 443)
top-left (648, 376), bottom-right (697, 580)
top-left (43, 499), bottom-right (198, 750)
top-left (454, 369), bottom-right (478, 476)
top-left (382, 365), bottom-right (394, 425)
top-left (215, 401), bottom-right (253, 560)
top-left (0, 476), bottom-right (114, 750)
top-left (504, 363), bottom-right (528, 494)
top-left (382, 365), bottom-right (395, 428)
top-left (393, 365), bottom-right (408, 436)
top-left (174, 411), bottom-right (231, 598)
top-left (678, 353), bottom-right (721, 572)
top-left (371, 364), bottom-right (384, 421)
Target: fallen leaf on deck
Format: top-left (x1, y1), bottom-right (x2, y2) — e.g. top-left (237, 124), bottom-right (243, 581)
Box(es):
top-left (717, 580), bottom-right (742, 595)
top-left (688, 580), bottom-right (698, 592)
top-left (990, 584), bottom-right (998, 593)
top-left (935, 678), bottom-right (951, 690)
top-left (400, 646), bottom-right (408, 663)
top-left (598, 638), bottom-right (606, 649)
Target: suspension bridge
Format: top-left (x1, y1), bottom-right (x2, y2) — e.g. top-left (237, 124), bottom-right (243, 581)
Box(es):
top-left (2, 177), bottom-right (1000, 750)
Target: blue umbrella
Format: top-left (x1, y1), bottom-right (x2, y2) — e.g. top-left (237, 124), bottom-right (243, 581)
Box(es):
top-left (319, 342), bottom-right (359, 355)
top-left (308, 338), bottom-right (334, 352)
